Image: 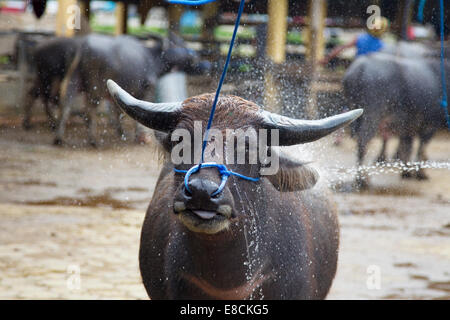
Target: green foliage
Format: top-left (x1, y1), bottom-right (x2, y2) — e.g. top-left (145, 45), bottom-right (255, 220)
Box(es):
top-left (238, 63), bottom-right (252, 72)
top-left (214, 26), bottom-right (255, 41)
top-left (0, 55), bottom-right (10, 65)
top-left (287, 30), bottom-right (303, 44)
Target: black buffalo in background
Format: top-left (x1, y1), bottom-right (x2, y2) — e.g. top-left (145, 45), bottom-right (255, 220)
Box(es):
top-left (19, 33), bottom-right (210, 146)
top-left (22, 37), bottom-right (81, 130)
top-left (344, 44), bottom-right (449, 187)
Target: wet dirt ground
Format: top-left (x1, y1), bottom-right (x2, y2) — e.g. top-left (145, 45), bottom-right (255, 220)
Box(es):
top-left (0, 114), bottom-right (449, 300)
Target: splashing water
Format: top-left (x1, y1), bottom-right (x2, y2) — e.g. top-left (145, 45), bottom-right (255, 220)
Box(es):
top-left (228, 138), bottom-right (449, 299)
top-left (280, 137), bottom-right (450, 190)
top-left (234, 181), bottom-right (265, 300)
top-left (326, 160), bottom-right (450, 185)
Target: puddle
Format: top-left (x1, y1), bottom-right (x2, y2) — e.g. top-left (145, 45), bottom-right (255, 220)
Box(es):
top-left (410, 274), bottom-right (430, 281)
top-left (22, 193), bottom-right (139, 210)
top-left (15, 180), bottom-right (57, 187)
top-left (331, 181), bottom-right (421, 196)
top-left (394, 262), bottom-right (417, 268)
top-left (428, 281), bottom-right (450, 293)
top-left (104, 187), bottom-right (149, 193)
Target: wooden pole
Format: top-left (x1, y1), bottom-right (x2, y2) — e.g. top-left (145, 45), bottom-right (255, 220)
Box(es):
top-left (115, 1), bottom-right (128, 35)
top-left (77, 0), bottom-right (91, 35)
top-left (306, 0), bottom-right (327, 64)
top-left (266, 0), bottom-right (288, 64)
top-left (79, 0), bottom-right (90, 19)
top-left (264, 0), bottom-right (288, 113)
top-left (55, 0), bottom-right (77, 37)
top-left (400, 0), bottom-right (414, 40)
top-left (306, 0), bottom-right (327, 118)
top-left (201, 2), bottom-right (220, 57)
top-left (168, 4), bottom-right (183, 33)
top-left (138, 0), bottom-right (154, 26)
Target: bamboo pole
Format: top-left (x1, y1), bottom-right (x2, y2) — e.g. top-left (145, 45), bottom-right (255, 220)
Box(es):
top-left (115, 2), bottom-right (128, 35)
top-left (55, 0), bottom-right (77, 37)
top-left (400, 0), bottom-right (414, 40)
top-left (202, 2), bottom-right (219, 39)
top-left (79, 0), bottom-right (90, 20)
top-left (168, 4), bottom-right (183, 33)
top-left (77, 0), bottom-right (91, 35)
top-left (264, 0), bottom-right (288, 113)
top-left (306, 0), bottom-right (327, 63)
top-left (305, 0), bottom-right (327, 118)
top-left (266, 0), bottom-right (288, 64)
top-left (138, 0), bottom-right (154, 26)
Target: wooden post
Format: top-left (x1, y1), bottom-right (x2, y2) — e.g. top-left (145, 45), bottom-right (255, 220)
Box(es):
top-left (55, 0), bottom-right (77, 37)
top-left (305, 0), bottom-right (327, 118)
top-left (202, 2), bottom-right (219, 50)
top-left (168, 4), bottom-right (183, 33)
top-left (266, 0), bottom-right (288, 64)
top-left (264, 0), bottom-right (288, 113)
top-left (400, 0), bottom-right (414, 40)
top-left (115, 2), bottom-right (128, 35)
top-left (79, 0), bottom-right (90, 20)
top-left (306, 0), bottom-right (327, 63)
top-left (77, 0), bottom-right (91, 35)
top-left (138, 0), bottom-right (154, 26)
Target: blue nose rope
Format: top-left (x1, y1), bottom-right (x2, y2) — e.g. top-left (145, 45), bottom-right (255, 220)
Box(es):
top-left (174, 163), bottom-right (260, 196)
top-left (167, 0), bottom-right (260, 195)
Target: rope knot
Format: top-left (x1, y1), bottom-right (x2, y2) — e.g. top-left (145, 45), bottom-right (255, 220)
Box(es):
top-left (217, 164), bottom-right (232, 177)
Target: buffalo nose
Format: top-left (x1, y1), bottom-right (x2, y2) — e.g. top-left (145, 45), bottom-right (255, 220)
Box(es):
top-left (186, 178), bottom-right (220, 199)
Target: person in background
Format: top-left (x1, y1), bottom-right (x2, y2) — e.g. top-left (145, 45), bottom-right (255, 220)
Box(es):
top-left (320, 17), bottom-right (389, 66)
top-left (324, 29), bottom-right (342, 70)
top-left (320, 17), bottom-right (389, 146)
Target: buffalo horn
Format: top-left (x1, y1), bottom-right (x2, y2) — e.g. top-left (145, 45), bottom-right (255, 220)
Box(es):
top-left (261, 109), bottom-right (363, 145)
top-left (106, 79), bottom-right (182, 132)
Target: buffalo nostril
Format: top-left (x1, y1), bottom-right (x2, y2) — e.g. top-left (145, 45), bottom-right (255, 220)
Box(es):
top-left (211, 191), bottom-right (221, 199)
top-left (183, 185), bottom-right (192, 198)
top-left (174, 201), bottom-right (186, 213)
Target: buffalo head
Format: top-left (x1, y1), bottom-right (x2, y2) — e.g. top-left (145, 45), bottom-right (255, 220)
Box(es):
top-left (160, 33), bottom-right (211, 75)
top-left (107, 80), bottom-right (362, 235)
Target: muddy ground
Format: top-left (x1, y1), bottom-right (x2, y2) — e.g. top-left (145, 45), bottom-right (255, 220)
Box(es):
top-left (0, 113), bottom-right (449, 300)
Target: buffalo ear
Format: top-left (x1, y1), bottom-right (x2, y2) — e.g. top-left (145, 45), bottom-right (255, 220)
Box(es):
top-left (266, 154), bottom-right (319, 192)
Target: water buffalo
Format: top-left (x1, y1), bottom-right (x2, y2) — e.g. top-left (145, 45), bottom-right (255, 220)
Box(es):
top-left (344, 52), bottom-right (448, 187)
top-left (22, 37), bottom-right (80, 130)
top-left (363, 41), bottom-right (446, 166)
top-left (107, 79), bottom-right (362, 299)
top-left (55, 33), bottom-right (209, 146)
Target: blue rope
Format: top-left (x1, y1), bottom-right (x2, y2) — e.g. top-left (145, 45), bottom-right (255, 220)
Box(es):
top-left (439, 0), bottom-right (450, 129)
top-left (167, 0), bottom-right (259, 194)
top-left (167, 0), bottom-right (217, 4)
top-left (417, 0), bottom-right (426, 23)
top-left (175, 163), bottom-right (259, 196)
top-left (199, 0), bottom-right (245, 165)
